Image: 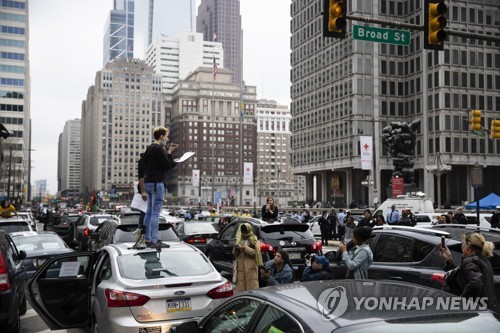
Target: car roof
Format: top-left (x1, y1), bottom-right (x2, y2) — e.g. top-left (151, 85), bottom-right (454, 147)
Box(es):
top-left (431, 224), bottom-right (500, 242)
top-left (107, 241), bottom-right (198, 256)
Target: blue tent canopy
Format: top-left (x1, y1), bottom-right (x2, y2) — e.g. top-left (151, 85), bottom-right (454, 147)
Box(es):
top-left (465, 193), bottom-right (500, 210)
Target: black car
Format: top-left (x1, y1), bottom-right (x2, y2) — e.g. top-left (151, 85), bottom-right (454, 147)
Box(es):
top-left (173, 279), bottom-right (500, 333)
top-left (175, 221), bottom-right (220, 253)
top-left (88, 220), bottom-right (181, 251)
top-left (205, 219), bottom-right (322, 280)
top-left (0, 230), bottom-right (27, 333)
top-left (51, 213), bottom-right (81, 249)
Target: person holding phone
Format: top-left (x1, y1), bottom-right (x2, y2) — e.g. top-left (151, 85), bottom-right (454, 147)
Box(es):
top-left (301, 254), bottom-right (331, 281)
top-left (338, 227), bottom-right (373, 279)
top-left (262, 196), bottom-right (278, 223)
top-left (259, 250), bottom-right (294, 286)
top-left (233, 223), bottom-right (263, 291)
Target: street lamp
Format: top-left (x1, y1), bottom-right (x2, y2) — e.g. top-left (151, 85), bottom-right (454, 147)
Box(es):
top-left (425, 152), bottom-right (452, 209)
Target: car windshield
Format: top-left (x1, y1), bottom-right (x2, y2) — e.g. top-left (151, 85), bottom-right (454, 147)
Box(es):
top-left (89, 216), bottom-right (114, 226)
top-left (117, 250), bottom-right (212, 279)
top-left (260, 224), bottom-right (313, 240)
top-left (12, 234), bottom-right (66, 252)
top-left (0, 222), bottom-right (30, 233)
top-left (335, 313), bottom-right (499, 332)
top-left (184, 223), bottom-right (219, 234)
top-left (119, 215), bottom-right (140, 224)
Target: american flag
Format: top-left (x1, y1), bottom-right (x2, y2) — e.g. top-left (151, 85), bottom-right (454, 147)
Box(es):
top-left (213, 57), bottom-right (218, 80)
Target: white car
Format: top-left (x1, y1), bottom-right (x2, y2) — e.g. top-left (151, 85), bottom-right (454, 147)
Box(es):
top-left (17, 211), bottom-right (37, 231)
top-left (26, 242), bottom-right (233, 333)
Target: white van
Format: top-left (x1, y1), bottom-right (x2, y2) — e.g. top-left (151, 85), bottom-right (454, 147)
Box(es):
top-left (373, 193), bottom-right (434, 220)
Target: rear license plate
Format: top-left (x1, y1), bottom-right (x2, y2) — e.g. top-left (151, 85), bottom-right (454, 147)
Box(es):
top-left (167, 298), bottom-right (192, 313)
top-left (287, 252), bottom-right (301, 260)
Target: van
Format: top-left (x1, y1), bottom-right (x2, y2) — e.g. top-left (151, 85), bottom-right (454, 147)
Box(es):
top-left (373, 193), bottom-right (434, 220)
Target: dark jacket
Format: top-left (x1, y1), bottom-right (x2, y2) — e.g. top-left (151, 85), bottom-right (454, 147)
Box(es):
top-left (261, 205), bottom-right (278, 222)
top-left (358, 218), bottom-right (373, 228)
top-left (491, 212), bottom-right (500, 228)
top-left (318, 216), bottom-right (329, 230)
top-left (454, 212), bottom-right (468, 225)
top-left (444, 255), bottom-right (497, 310)
top-left (301, 266), bottom-right (330, 281)
top-left (262, 260), bottom-right (293, 286)
top-left (143, 143), bottom-right (176, 183)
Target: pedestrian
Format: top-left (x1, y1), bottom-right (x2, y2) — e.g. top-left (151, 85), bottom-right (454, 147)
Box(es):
top-left (490, 206), bottom-right (500, 228)
top-left (259, 249), bottom-right (294, 286)
top-left (348, 200), bottom-right (357, 209)
top-left (233, 223), bottom-right (263, 291)
top-left (0, 199), bottom-right (18, 218)
top-left (261, 196), bottom-right (278, 223)
top-left (328, 208), bottom-right (337, 240)
top-left (143, 126), bottom-right (177, 248)
top-left (440, 231), bottom-right (498, 313)
top-left (373, 215), bottom-right (386, 226)
top-left (339, 227), bottom-right (374, 279)
top-left (454, 207), bottom-right (468, 225)
top-left (318, 211), bottom-right (329, 246)
top-left (386, 204), bottom-right (399, 225)
top-left (241, 209), bottom-right (251, 218)
top-left (301, 254), bottom-right (331, 281)
top-left (446, 211), bottom-right (456, 224)
top-left (336, 208), bottom-right (346, 241)
top-left (302, 210), bottom-right (311, 223)
top-left (357, 209), bottom-right (373, 228)
top-left (344, 210), bottom-right (355, 229)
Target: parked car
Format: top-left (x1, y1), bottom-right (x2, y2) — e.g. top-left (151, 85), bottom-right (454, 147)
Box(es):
top-left (173, 279), bottom-right (500, 333)
top-left (88, 220), bottom-right (181, 252)
top-left (17, 211), bottom-right (36, 231)
top-left (10, 231), bottom-right (74, 279)
top-left (75, 214), bottom-right (120, 251)
top-left (175, 221), bottom-right (220, 253)
top-left (26, 242), bottom-right (233, 332)
top-left (51, 213), bottom-right (81, 249)
top-left (0, 230), bottom-right (27, 332)
top-left (205, 219), bottom-right (322, 280)
top-left (0, 217), bottom-right (32, 233)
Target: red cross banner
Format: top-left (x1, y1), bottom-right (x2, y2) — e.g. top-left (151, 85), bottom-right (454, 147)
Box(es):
top-left (243, 162), bottom-right (253, 185)
top-left (360, 136), bottom-right (373, 170)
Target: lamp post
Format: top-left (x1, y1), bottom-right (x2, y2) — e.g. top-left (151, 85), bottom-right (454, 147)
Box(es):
top-left (425, 152), bottom-right (452, 209)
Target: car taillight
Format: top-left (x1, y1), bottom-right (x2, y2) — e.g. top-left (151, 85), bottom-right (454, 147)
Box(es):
top-left (0, 253), bottom-right (10, 291)
top-left (84, 227), bottom-right (90, 237)
top-left (310, 241), bottom-right (323, 253)
top-left (207, 280), bottom-right (233, 299)
top-left (186, 236), bottom-right (206, 244)
top-left (105, 289), bottom-right (150, 307)
top-left (259, 241), bottom-right (276, 253)
top-left (431, 273), bottom-right (445, 285)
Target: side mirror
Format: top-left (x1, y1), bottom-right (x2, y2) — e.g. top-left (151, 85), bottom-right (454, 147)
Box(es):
top-left (91, 233), bottom-right (100, 241)
top-left (170, 320), bottom-right (199, 333)
top-left (17, 250), bottom-right (27, 260)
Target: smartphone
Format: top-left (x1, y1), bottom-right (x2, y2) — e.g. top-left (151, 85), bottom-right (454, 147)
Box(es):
top-left (304, 254), bottom-right (311, 261)
top-left (441, 235), bottom-right (446, 248)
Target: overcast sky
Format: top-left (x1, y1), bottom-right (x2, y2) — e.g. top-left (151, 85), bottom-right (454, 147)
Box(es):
top-left (29, 0), bottom-right (291, 195)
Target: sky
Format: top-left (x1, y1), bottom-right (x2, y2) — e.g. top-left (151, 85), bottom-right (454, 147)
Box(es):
top-left (29, 0), bottom-right (291, 195)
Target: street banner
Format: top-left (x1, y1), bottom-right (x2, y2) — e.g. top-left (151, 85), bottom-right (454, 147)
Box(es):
top-left (214, 191), bottom-right (222, 204)
top-left (392, 177), bottom-right (404, 197)
top-left (243, 162), bottom-right (253, 185)
top-left (192, 169), bottom-right (200, 187)
top-left (360, 136), bottom-right (373, 170)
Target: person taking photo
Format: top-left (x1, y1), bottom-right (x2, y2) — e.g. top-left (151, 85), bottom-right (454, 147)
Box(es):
top-left (259, 250), bottom-right (294, 286)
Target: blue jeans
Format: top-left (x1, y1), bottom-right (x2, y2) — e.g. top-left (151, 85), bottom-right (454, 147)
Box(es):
top-left (144, 182), bottom-right (165, 244)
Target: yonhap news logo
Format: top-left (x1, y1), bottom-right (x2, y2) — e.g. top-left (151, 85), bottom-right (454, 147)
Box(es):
top-left (317, 287), bottom-right (489, 320)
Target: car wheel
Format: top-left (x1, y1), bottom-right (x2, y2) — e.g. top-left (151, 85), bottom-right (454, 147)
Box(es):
top-left (207, 253), bottom-right (221, 272)
top-left (19, 296), bottom-right (27, 315)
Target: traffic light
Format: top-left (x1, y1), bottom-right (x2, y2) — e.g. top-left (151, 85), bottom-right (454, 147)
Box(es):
top-left (323, 0), bottom-right (347, 38)
top-left (470, 110), bottom-right (482, 131)
top-left (491, 120), bottom-right (500, 139)
top-left (424, 0), bottom-right (447, 50)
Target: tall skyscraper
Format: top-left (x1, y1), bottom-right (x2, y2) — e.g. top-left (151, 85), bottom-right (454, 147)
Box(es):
top-left (197, 0), bottom-right (242, 85)
top-left (103, 0), bottom-right (135, 66)
top-left (58, 119), bottom-right (81, 199)
top-left (80, 58), bottom-right (164, 194)
top-left (290, 0), bottom-right (500, 207)
top-left (134, 0), bottom-right (196, 57)
top-left (0, 0), bottom-right (31, 204)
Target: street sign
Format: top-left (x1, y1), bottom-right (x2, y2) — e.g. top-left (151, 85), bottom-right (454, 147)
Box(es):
top-left (353, 25), bottom-right (411, 46)
top-left (471, 164), bottom-right (482, 187)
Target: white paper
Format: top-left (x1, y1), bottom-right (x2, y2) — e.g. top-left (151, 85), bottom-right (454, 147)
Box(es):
top-left (131, 192), bottom-right (148, 213)
top-left (175, 152), bottom-right (195, 163)
top-left (59, 261), bottom-right (81, 277)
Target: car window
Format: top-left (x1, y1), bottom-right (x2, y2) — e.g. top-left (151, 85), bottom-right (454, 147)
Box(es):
top-left (117, 251), bottom-right (212, 279)
top-left (12, 234), bottom-right (66, 252)
top-left (254, 305), bottom-right (302, 333)
top-left (414, 215), bottom-right (431, 223)
top-left (89, 216), bottom-right (113, 226)
top-left (95, 253), bottom-right (112, 287)
top-left (373, 235), bottom-right (413, 262)
top-left (7, 235), bottom-right (20, 265)
top-left (184, 223), bottom-right (219, 234)
top-left (220, 223), bottom-right (238, 240)
top-left (203, 298), bottom-right (262, 333)
top-left (0, 222), bottom-right (30, 233)
top-left (412, 238), bottom-right (435, 262)
top-left (41, 255), bottom-right (92, 278)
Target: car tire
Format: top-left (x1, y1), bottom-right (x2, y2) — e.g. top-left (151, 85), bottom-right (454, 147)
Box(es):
top-left (19, 296), bottom-right (27, 315)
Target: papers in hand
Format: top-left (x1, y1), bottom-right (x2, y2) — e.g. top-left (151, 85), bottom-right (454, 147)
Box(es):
top-left (175, 152), bottom-right (195, 163)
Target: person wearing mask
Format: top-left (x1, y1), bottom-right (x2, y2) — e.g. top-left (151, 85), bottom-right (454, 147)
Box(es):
top-left (233, 223), bottom-right (263, 291)
top-left (259, 250), bottom-right (294, 286)
top-left (386, 205), bottom-right (399, 225)
top-left (143, 126), bottom-right (177, 249)
top-left (301, 254), bottom-right (331, 281)
top-left (490, 206), bottom-right (500, 228)
top-left (454, 207), bottom-right (468, 225)
top-left (339, 227), bottom-right (374, 279)
top-left (440, 231), bottom-right (498, 313)
top-left (357, 209), bottom-right (374, 228)
top-left (262, 196), bottom-right (278, 223)
top-left (318, 211), bottom-right (329, 246)
top-left (0, 199), bottom-right (18, 218)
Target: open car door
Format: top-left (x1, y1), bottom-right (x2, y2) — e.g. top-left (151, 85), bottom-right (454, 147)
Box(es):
top-left (26, 252), bottom-right (97, 330)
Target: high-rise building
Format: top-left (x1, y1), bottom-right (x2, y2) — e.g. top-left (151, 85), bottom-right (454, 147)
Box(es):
top-left (80, 58), bottom-right (164, 195)
top-left (169, 66), bottom-right (257, 206)
top-left (58, 119), bottom-right (81, 199)
top-left (103, 0), bottom-right (135, 66)
top-left (290, 0), bottom-right (500, 207)
top-left (0, 0), bottom-right (31, 204)
top-left (145, 32), bottom-right (223, 94)
top-left (255, 100), bottom-right (304, 207)
top-left (135, 0), bottom-right (196, 57)
top-left (197, 0), bottom-right (242, 85)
